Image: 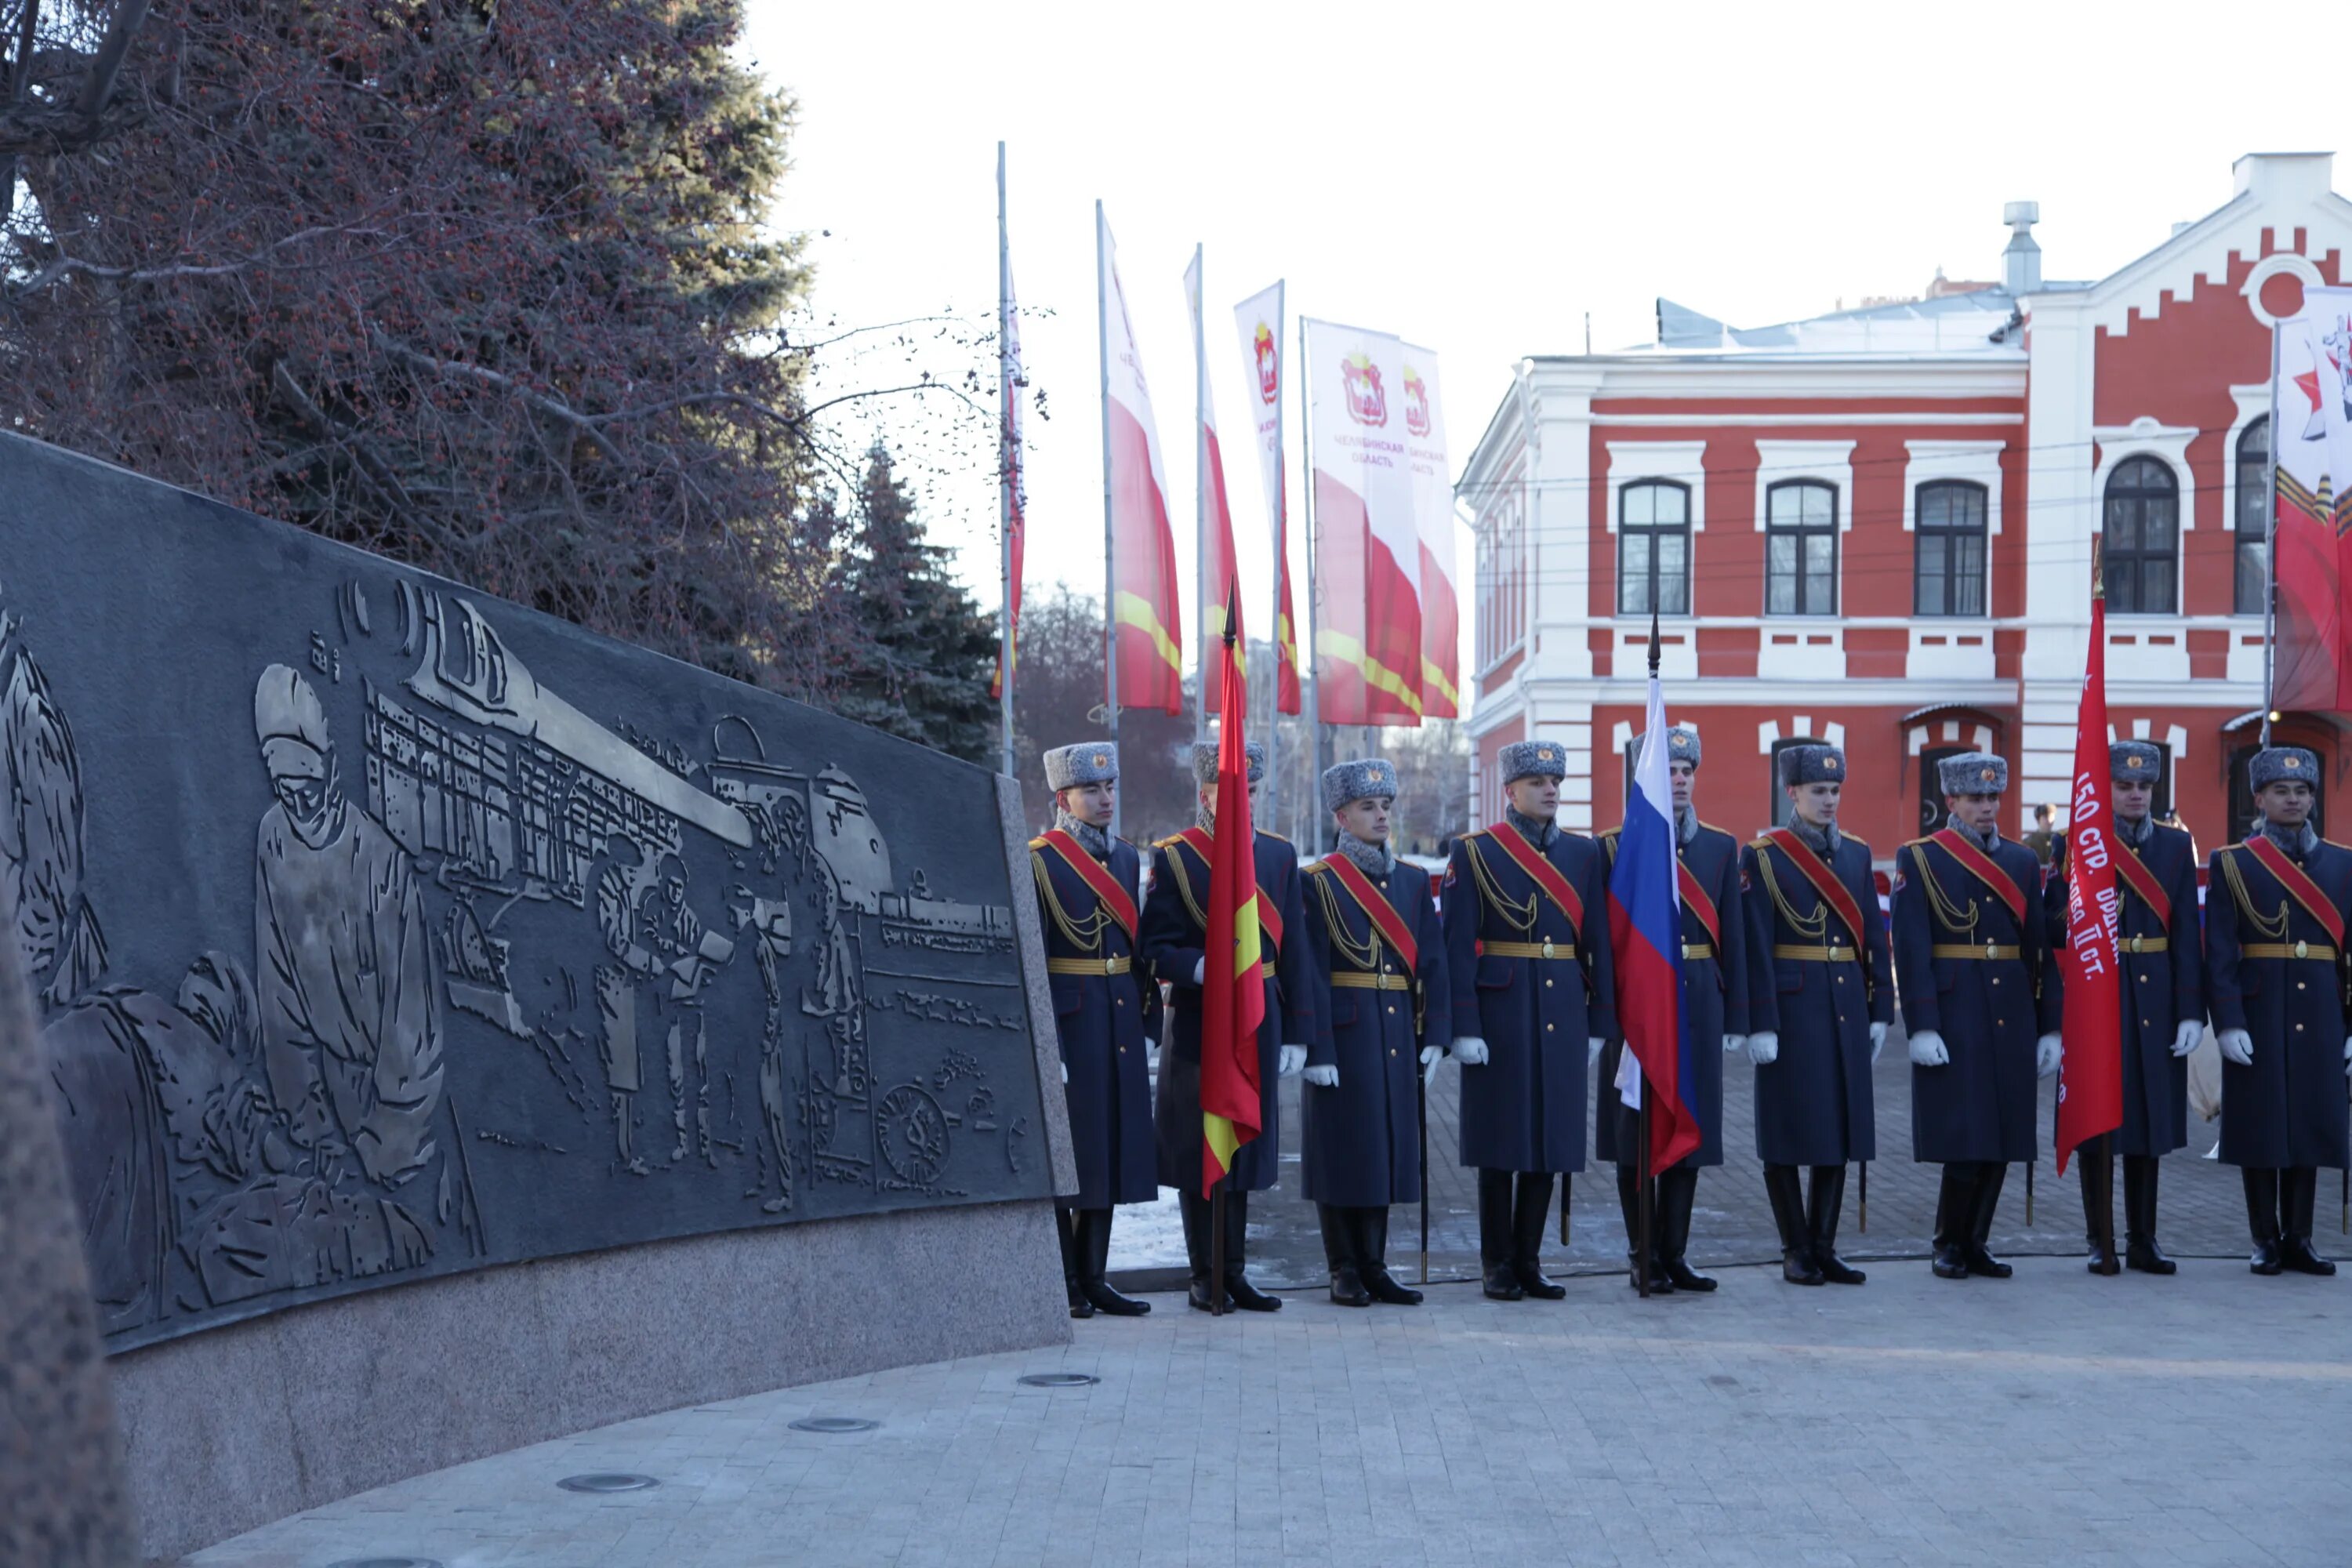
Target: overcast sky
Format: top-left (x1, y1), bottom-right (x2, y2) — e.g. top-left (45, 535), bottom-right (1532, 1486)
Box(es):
top-left (741, 1), bottom-right (2341, 681)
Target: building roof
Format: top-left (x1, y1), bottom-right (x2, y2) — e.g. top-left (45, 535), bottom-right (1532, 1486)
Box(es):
top-left (1641, 285), bottom-right (2055, 358)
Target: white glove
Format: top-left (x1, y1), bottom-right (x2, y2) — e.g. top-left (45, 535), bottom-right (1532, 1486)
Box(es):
top-left (2217, 1029), bottom-right (2252, 1066)
top-left (1278, 1044), bottom-right (1307, 1078)
top-left (1722, 1033), bottom-right (1747, 1057)
top-left (2343, 1036), bottom-right (2351, 1080)
top-left (1909, 1029), bottom-right (1949, 1067)
top-left (2034, 1033), bottom-right (2063, 1079)
top-left (1303, 1064), bottom-right (1339, 1088)
top-left (2171, 1021), bottom-right (2201, 1059)
top-left (1192, 957), bottom-right (1204, 985)
top-left (1588, 1036), bottom-right (1605, 1066)
top-left (1450, 1036), bottom-right (1490, 1065)
top-left (1869, 1021), bottom-right (1888, 1064)
top-left (1061, 1060), bottom-right (1069, 1084)
top-left (1746, 1031), bottom-right (1779, 1065)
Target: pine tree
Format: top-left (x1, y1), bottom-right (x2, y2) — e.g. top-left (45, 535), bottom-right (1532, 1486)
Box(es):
top-left (828, 444), bottom-right (996, 762)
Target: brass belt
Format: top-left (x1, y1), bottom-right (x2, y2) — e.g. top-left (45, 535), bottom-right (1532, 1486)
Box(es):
top-left (1331, 971), bottom-right (1413, 991)
top-left (1047, 956), bottom-right (1131, 977)
top-left (2241, 942), bottom-right (2339, 962)
top-left (1259, 960), bottom-right (1276, 980)
top-left (1933, 943), bottom-right (2020, 960)
top-left (1775, 943), bottom-right (1856, 962)
top-left (1682, 942), bottom-right (1714, 961)
top-left (2120, 935), bottom-right (2169, 954)
top-left (1483, 940), bottom-right (1577, 960)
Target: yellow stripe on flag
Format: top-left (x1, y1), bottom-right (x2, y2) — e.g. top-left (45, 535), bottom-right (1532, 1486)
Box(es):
top-left (1232, 892), bottom-right (1262, 977)
top-left (1115, 590), bottom-right (1184, 673)
top-left (1314, 628), bottom-right (1426, 716)
top-left (1420, 655), bottom-right (1458, 711)
top-left (1205, 1112), bottom-right (1240, 1178)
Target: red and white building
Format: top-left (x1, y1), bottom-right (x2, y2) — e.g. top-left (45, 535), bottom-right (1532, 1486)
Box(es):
top-left (1461, 151), bottom-right (2352, 862)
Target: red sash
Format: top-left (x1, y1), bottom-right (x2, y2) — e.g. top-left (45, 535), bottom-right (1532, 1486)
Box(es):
top-left (2245, 835), bottom-right (2347, 947)
top-left (1678, 860), bottom-right (1722, 949)
top-left (1759, 828), bottom-right (1867, 949)
top-left (1167, 828), bottom-right (1285, 954)
top-left (1479, 823), bottom-right (1588, 931)
top-left (1319, 853), bottom-right (1418, 971)
top-left (1036, 829), bottom-right (1138, 942)
top-left (1929, 829), bottom-right (2027, 926)
top-left (2111, 845), bottom-right (2173, 928)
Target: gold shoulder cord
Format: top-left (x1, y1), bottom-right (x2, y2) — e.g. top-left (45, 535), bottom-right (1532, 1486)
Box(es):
top-left (1464, 839), bottom-right (1540, 937)
top-left (1313, 870), bottom-right (1383, 972)
top-left (2216, 848), bottom-right (2290, 942)
top-left (1910, 843), bottom-right (1980, 938)
top-left (1754, 844), bottom-right (1827, 941)
top-left (1164, 847), bottom-right (1209, 931)
top-left (1033, 852), bottom-right (1112, 955)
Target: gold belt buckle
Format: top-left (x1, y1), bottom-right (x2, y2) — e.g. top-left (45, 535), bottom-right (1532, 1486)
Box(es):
top-left (2296, 939), bottom-right (2310, 959)
top-left (1104, 956), bottom-right (1119, 975)
top-left (2129, 935), bottom-right (2142, 954)
top-left (1985, 939), bottom-right (1998, 958)
top-left (1541, 938), bottom-right (1555, 959)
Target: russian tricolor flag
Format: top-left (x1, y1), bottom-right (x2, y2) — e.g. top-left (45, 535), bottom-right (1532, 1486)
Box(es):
top-left (1607, 664), bottom-right (1703, 1173)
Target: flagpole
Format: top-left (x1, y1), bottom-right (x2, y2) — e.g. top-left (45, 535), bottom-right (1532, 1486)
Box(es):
top-left (1193, 243), bottom-right (1208, 749)
top-left (1097, 201), bottom-right (1122, 839)
top-left (1635, 609), bottom-right (1660, 1301)
top-left (2263, 319), bottom-right (2279, 750)
top-left (996, 142), bottom-right (1015, 780)
top-left (1417, 1063), bottom-right (1430, 1284)
top-left (1299, 315), bottom-right (1327, 854)
top-left (1268, 281), bottom-right (1287, 843)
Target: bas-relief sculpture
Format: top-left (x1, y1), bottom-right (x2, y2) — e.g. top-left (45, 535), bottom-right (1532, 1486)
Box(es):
top-left (0, 433), bottom-right (1051, 1352)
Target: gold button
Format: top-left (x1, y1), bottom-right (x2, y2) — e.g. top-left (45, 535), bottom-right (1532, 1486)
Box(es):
top-left (1119, 1046), bottom-right (1127, 1054)
top-left (1382, 964), bottom-right (1393, 974)
top-left (2296, 1024), bottom-right (2305, 1032)
top-left (1998, 1019), bottom-right (2005, 1027)
top-left (1387, 1005), bottom-right (1397, 1015)
top-left (2298, 982), bottom-right (2307, 991)
top-left (1390, 1048), bottom-right (1398, 1056)
top-left (2142, 1019), bottom-right (2151, 1027)
top-left (1116, 998), bottom-right (1125, 1007)
top-left (1546, 1024), bottom-right (1555, 1033)
top-left (1545, 978), bottom-right (1555, 989)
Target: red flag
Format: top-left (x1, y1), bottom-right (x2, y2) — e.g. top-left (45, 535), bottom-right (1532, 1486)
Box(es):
top-left (1100, 209), bottom-right (1184, 715)
top-left (2055, 590), bottom-right (2123, 1175)
top-left (1188, 253), bottom-right (1247, 710)
top-left (1200, 593), bottom-right (1265, 1192)
top-left (1274, 546), bottom-right (1302, 714)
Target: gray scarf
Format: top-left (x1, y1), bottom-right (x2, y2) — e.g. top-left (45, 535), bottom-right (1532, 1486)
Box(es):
top-left (2114, 811), bottom-right (2154, 849)
top-left (1944, 813), bottom-right (1998, 853)
top-left (1335, 830), bottom-right (1395, 877)
top-left (1054, 809), bottom-right (1111, 860)
top-left (1504, 805), bottom-right (1556, 851)
top-left (1674, 805), bottom-right (1699, 846)
top-left (1788, 815), bottom-right (1842, 858)
top-left (2254, 815), bottom-right (2319, 858)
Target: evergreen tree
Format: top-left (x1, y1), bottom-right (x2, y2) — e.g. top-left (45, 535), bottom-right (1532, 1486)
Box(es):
top-left (829, 444), bottom-right (996, 762)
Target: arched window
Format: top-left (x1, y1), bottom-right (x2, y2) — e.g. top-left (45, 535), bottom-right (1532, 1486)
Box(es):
top-left (1765, 480), bottom-right (1837, 615)
top-left (2103, 456), bottom-right (2178, 614)
top-left (1914, 480), bottom-right (1988, 616)
top-left (2235, 417), bottom-right (2270, 615)
top-left (1617, 480), bottom-right (1690, 615)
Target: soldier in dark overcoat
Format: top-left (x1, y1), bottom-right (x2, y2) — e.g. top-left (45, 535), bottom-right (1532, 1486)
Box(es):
top-left (1595, 727), bottom-right (1749, 1293)
top-left (1140, 739), bottom-right (1315, 1313)
top-left (1892, 751), bottom-right (2062, 1281)
top-left (1298, 759), bottom-right (1450, 1307)
top-left (1030, 742), bottom-right (1161, 1318)
top-left (2205, 745), bottom-right (2352, 1276)
top-left (2041, 740), bottom-right (2204, 1275)
top-left (1440, 739), bottom-right (1617, 1301)
top-left (1738, 743), bottom-right (1890, 1285)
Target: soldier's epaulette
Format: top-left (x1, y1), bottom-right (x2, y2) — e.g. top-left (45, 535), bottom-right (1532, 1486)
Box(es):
top-left (1748, 834), bottom-right (1775, 851)
top-left (1304, 856), bottom-right (1334, 876)
top-left (1152, 833), bottom-right (1186, 850)
top-left (1699, 819), bottom-right (1736, 840)
top-left (1595, 826), bottom-right (1621, 842)
top-left (1258, 828), bottom-right (1290, 844)
top-left (1901, 835), bottom-right (1936, 851)
top-left (1457, 826), bottom-right (1490, 842)
top-left (1027, 835), bottom-right (1049, 851)
top-left (2326, 837), bottom-right (2352, 853)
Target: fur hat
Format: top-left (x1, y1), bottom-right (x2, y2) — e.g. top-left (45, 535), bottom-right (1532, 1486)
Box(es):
top-left (2109, 740), bottom-right (2162, 785)
top-left (1043, 742), bottom-right (1118, 792)
top-left (1497, 739), bottom-right (1567, 785)
top-left (1191, 740), bottom-right (1268, 786)
top-left (1777, 744), bottom-right (1845, 786)
top-left (1633, 727), bottom-right (1701, 769)
top-left (1322, 758), bottom-right (1399, 815)
top-left (1938, 751), bottom-right (2007, 796)
top-left (2250, 746), bottom-right (2319, 791)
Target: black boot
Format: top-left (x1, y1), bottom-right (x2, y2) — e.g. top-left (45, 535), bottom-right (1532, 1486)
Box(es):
top-left (1078, 1208), bottom-right (1151, 1316)
top-left (1807, 1164), bottom-right (1864, 1285)
top-left (1616, 1163), bottom-right (1672, 1293)
top-left (1659, 1167), bottom-right (1715, 1292)
top-left (1478, 1169), bottom-right (1523, 1300)
top-left (1220, 1192), bottom-right (1283, 1311)
top-left (1965, 1163), bottom-right (2013, 1279)
top-left (1512, 1171), bottom-right (1566, 1298)
top-left (1930, 1162), bottom-right (1975, 1279)
top-left (1359, 1207), bottom-right (1424, 1305)
top-left (1321, 1203), bottom-right (1371, 1307)
top-left (2122, 1155), bottom-right (2175, 1274)
top-left (2245, 1168), bottom-right (2285, 1275)
top-left (2281, 1167), bottom-right (2336, 1276)
top-left (1764, 1163), bottom-right (1822, 1285)
top-left (1180, 1189), bottom-right (1225, 1313)
top-left (2079, 1136), bottom-right (2120, 1276)
top-left (1058, 1207), bottom-right (1093, 1319)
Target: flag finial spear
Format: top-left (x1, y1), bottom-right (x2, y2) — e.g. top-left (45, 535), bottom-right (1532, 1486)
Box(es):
top-left (1224, 581), bottom-right (1241, 651)
top-left (1648, 607), bottom-right (1662, 677)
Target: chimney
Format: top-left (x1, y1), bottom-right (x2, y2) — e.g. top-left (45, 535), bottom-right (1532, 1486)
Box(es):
top-left (2002, 201), bottom-right (2042, 295)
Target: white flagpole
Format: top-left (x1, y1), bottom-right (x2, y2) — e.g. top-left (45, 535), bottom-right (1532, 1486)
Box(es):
top-left (1193, 243), bottom-right (1208, 748)
top-left (1267, 281), bottom-right (1287, 840)
top-left (1097, 201), bottom-right (1122, 840)
top-left (996, 142), bottom-right (1014, 780)
top-left (2263, 319), bottom-right (2280, 750)
top-left (1299, 314), bottom-right (1327, 854)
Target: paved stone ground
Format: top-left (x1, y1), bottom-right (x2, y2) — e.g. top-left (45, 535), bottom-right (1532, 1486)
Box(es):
top-left (187, 1258), bottom-right (2352, 1568)
top-left (1112, 1027), bottom-right (2309, 1291)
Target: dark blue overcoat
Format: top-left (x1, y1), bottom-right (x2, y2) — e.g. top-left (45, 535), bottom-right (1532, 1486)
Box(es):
top-left (2204, 836), bottom-right (2352, 1171)
top-left (1737, 831), bottom-right (1890, 1166)
top-left (2041, 824), bottom-right (2203, 1157)
top-left (1893, 832), bottom-right (2060, 1163)
top-left (1030, 833), bottom-right (1161, 1208)
top-left (1298, 856), bottom-right (1449, 1206)
top-left (1440, 825), bottom-right (1617, 1174)
top-left (1140, 829), bottom-right (1317, 1193)
top-left (1594, 823), bottom-right (1750, 1169)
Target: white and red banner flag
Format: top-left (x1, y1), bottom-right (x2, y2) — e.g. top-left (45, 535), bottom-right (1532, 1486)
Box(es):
top-left (1304, 317), bottom-right (1421, 724)
top-left (1402, 344), bottom-right (1458, 720)
top-left (2054, 588), bottom-right (2122, 1175)
top-left (1186, 252), bottom-right (1244, 708)
top-left (1099, 209), bottom-right (1184, 714)
top-left (1234, 283), bottom-right (1301, 714)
